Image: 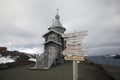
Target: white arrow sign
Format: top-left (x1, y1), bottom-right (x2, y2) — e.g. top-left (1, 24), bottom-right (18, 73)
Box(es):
top-left (62, 31), bottom-right (87, 38)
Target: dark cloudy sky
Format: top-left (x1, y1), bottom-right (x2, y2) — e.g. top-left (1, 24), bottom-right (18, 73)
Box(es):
top-left (0, 0), bottom-right (120, 55)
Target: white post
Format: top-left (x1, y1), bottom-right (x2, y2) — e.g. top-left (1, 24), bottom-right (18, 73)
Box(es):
top-left (73, 60), bottom-right (78, 80)
top-left (35, 54), bottom-right (38, 67)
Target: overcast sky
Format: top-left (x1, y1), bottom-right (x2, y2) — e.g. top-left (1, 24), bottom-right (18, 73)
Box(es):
top-left (0, 0), bottom-right (120, 55)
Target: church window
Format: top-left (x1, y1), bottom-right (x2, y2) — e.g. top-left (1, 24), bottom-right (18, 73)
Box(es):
top-left (48, 34), bottom-right (56, 41)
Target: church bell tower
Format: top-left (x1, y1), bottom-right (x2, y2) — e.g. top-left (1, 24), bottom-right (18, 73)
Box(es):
top-left (36, 10), bottom-right (66, 69)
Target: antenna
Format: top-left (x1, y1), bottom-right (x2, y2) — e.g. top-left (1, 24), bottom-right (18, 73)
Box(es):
top-left (52, 19), bottom-right (54, 23)
top-left (11, 41), bottom-right (13, 51)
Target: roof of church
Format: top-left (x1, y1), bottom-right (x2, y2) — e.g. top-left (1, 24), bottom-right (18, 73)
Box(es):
top-left (48, 13), bottom-right (66, 30)
top-left (43, 29), bottom-right (62, 37)
top-left (44, 40), bottom-right (62, 45)
top-left (54, 14), bottom-right (63, 27)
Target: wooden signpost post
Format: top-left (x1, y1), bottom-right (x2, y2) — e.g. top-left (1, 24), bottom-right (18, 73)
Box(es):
top-left (62, 31), bottom-right (87, 80)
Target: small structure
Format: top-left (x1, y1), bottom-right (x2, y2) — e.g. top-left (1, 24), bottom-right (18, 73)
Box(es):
top-left (35, 12), bottom-right (66, 69)
top-left (0, 47), bottom-right (7, 52)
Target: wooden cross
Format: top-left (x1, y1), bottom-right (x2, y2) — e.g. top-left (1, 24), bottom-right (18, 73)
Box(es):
top-left (56, 8), bottom-right (59, 14)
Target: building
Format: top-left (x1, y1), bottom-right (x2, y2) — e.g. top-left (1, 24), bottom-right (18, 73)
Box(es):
top-left (0, 47), bottom-right (7, 52)
top-left (35, 13), bottom-right (66, 69)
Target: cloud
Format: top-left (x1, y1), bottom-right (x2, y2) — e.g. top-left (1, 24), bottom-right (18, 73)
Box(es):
top-left (17, 47), bottom-right (44, 54)
top-left (0, 0), bottom-right (120, 55)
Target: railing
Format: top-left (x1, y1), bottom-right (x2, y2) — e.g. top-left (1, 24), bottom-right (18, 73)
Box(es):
top-left (36, 51), bottom-right (57, 69)
top-left (36, 52), bottom-right (49, 67)
top-left (48, 52), bottom-right (57, 68)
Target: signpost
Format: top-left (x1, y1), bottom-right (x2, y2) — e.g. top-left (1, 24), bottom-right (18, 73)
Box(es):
top-left (62, 31), bottom-right (87, 80)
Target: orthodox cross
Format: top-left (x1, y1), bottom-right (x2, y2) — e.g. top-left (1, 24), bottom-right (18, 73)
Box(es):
top-left (56, 8), bottom-right (59, 14)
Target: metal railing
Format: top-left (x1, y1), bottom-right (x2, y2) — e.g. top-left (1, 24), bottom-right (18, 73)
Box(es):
top-left (36, 51), bottom-right (57, 69)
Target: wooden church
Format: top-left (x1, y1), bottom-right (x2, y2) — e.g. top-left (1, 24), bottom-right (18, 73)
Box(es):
top-left (35, 12), bottom-right (66, 69)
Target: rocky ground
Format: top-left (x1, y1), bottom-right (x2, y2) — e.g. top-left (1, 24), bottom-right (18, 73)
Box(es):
top-left (0, 61), bottom-right (119, 80)
top-left (102, 64), bottom-right (120, 80)
top-left (0, 51), bottom-right (119, 80)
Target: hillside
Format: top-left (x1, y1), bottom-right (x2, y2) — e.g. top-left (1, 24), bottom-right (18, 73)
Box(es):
top-left (0, 50), bottom-right (36, 69)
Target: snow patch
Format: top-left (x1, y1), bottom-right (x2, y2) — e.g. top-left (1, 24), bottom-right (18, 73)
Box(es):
top-left (29, 58), bottom-right (36, 62)
top-left (0, 56), bottom-right (15, 64)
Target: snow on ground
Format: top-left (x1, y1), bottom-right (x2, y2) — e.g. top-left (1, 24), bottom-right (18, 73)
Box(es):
top-left (28, 58), bottom-right (36, 62)
top-left (0, 56), bottom-right (15, 64)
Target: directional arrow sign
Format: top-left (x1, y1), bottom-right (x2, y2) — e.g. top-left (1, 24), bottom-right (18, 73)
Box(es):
top-left (62, 31), bottom-right (87, 57)
top-left (64, 56), bottom-right (85, 61)
top-left (62, 31), bottom-right (87, 38)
